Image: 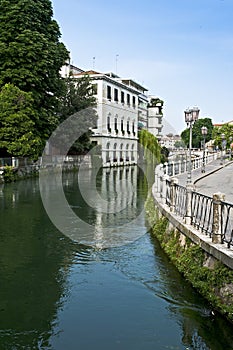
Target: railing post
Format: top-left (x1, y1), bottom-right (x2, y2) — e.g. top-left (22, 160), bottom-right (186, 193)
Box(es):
top-left (185, 183), bottom-right (194, 225)
top-left (162, 174), bottom-right (169, 204)
top-left (155, 164), bottom-right (163, 194)
top-left (170, 177), bottom-right (178, 212)
top-left (177, 160), bottom-right (181, 175)
top-left (212, 192), bottom-right (225, 244)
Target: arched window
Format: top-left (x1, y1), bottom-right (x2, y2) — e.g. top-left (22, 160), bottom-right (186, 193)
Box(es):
top-left (132, 121), bottom-right (135, 136)
top-left (127, 120), bottom-right (130, 134)
top-left (126, 144), bottom-right (129, 161)
top-left (114, 115), bottom-right (118, 134)
top-left (113, 143), bottom-right (117, 162)
top-left (131, 144), bottom-right (135, 161)
top-left (106, 142), bottom-right (110, 162)
top-left (107, 114), bottom-right (111, 132)
top-left (121, 119), bottom-right (124, 135)
top-left (120, 143), bottom-right (123, 161)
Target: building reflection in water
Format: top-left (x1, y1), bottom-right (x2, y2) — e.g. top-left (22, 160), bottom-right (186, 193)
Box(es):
top-left (70, 165), bottom-right (148, 248)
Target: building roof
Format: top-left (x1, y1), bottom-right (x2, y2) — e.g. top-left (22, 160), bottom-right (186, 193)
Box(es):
top-left (120, 79), bottom-right (148, 93)
top-left (74, 70), bottom-right (102, 76)
top-left (213, 120), bottom-right (233, 127)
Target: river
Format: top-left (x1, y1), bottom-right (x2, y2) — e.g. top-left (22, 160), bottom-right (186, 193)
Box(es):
top-left (0, 166), bottom-right (232, 350)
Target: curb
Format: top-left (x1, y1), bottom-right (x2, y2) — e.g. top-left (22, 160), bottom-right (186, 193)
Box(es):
top-left (194, 160), bottom-right (233, 185)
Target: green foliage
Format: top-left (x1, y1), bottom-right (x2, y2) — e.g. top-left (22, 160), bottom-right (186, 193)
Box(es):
top-left (0, 84), bottom-right (43, 159)
top-left (138, 129), bottom-right (161, 165)
top-left (160, 146), bottom-right (169, 163)
top-left (3, 165), bottom-right (18, 182)
top-left (181, 118), bottom-right (213, 148)
top-left (148, 98), bottom-right (164, 108)
top-left (56, 75), bottom-right (98, 154)
top-left (0, 0), bottom-right (69, 141)
top-left (145, 199), bottom-right (233, 322)
top-left (58, 75), bottom-right (96, 120)
top-left (212, 124), bottom-right (233, 149)
top-left (174, 140), bottom-right (186, 149)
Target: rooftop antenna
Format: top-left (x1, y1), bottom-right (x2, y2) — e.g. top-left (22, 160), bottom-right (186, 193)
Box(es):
top-left (93, 56), bottom-right (96, 70)
top-left (115, 54), bottom-right (119, 74)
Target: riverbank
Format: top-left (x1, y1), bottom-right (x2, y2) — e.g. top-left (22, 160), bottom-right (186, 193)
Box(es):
top-left (145, 194), bottom-right (233, 323)
top-left (0, 154), bottom-right (96, 183)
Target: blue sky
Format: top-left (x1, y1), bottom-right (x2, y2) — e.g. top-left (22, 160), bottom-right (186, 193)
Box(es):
top-left (52, 0), bottom-right (233, 134)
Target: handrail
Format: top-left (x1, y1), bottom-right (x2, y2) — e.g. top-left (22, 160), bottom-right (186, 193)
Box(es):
top-left (156, 173), bottom-right (233, 249)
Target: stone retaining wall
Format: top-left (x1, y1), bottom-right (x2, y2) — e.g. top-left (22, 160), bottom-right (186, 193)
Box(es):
top-left (146, 188), bottom-right (233, 323)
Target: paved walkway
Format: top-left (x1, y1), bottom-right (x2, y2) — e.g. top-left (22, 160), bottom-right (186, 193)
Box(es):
top-left (175, 159), bottom-right (233, 203)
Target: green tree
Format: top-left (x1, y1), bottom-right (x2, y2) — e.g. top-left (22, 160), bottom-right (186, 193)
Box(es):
top-left (212, 124), bottom-right (233, 149)
top-left (160, 146), bottom-right (169, 163)
top-left (56, 75), bottom-right (98, 154)
top-left (181, 118), bottom-right (213, 148)
top-left (0, 84), bottom-right (42, 158)
top-left (138, 129), bottom-right (161, 164)
top-left (174, 140), bottom-right (186, 149)
top-left (0, 0), bottom-right (69, 142)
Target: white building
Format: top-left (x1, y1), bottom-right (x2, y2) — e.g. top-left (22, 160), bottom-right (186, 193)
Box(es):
top-left (147, 96), bottom-right (163, 139)
top-left (61, 64), bottom-right (164, 167)
top-left (159, 134), bottom-right (181, 150)
top-left (72, 70), bottom-right (147, 167)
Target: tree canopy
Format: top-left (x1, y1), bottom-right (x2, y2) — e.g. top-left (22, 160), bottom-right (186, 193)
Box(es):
top-left (55, 75), bottom-right (98, 154)
top-left (181, 118), bottom-right (213, 148)
top-left (138, 129), bottom-right (161, 164)
top-left (0, 0), bottom-right (69, 145)
top-left (212, 124), bottom-right (233, 149)
top-left (0, 84), bottom-right (42, 158)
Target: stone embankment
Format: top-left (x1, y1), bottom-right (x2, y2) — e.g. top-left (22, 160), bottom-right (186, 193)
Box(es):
top-left (147, 157), bottom-right (233, 322)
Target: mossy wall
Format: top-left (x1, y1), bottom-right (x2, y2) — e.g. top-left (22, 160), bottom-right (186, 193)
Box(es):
top-left (145, 195), bottom-right (233, 323)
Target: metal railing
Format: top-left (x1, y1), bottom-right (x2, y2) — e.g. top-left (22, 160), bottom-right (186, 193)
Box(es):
top-left (159, 176), bottom-right (233, 249)
top-left (191, 191), bottom-right (213, 237)
top-left (162, 151), bottom-right (220, 177)
top-left (174, 183), bottom-right (187, 218)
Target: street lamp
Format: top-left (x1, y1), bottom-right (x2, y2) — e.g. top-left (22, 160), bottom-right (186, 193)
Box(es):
top-left (220, 133), bottom-right (225, 165)
top-left (229, 136), bottom-right (233, 160)
top-left (184, 107), bottom-right (200, 184)
top-left (201, 126), bottom-right (208, 173)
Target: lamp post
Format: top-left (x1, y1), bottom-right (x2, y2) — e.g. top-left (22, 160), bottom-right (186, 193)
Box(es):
top-left (229, 136), bottom-right (232, 160)
top-left (184, 107), bottom-right (200, 184)
top-left (220, 133), bottom-right (225, 165)
top-left (201, 126), bottom-right (208, 173)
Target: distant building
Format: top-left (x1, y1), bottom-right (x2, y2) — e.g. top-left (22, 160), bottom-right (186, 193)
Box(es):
top-left (147, 97), bottom-right (163, 139)
top-left (159, 134), bottom-right (181, 150)
top-left (213, 120), bottom-right (233, 127)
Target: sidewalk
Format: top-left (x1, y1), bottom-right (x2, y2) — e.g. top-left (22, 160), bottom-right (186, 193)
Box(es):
top-left (174, 158), bottom-right (233, 188)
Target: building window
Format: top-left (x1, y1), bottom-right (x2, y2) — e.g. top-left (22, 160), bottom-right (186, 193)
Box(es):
top-left (120, 143), bottom-right (123, 161)
top-left (113, 143), bottom-right (117, 162)
top-left (114, 117), bottom-right (118, 134)
top-left (127, 93), bottom-right (130, 106)
top-left (106, 143), bottom-right (110, 162)
top-left (114, 88), bottom-right (118, 102)
top-left (127, 120), bottom-right (130, 134)
top-left (131, 144), bottom-right (135, 161)
top-left (121, 119), bottom-right (124, 135)
top-left (132, 121), bottom-right (135, 136)
top-left (107, 114), bottom-right (111, 132)
top-left (132, 96), bottom-right (136, 107)
top-left (121, 91), bottom-right (125, 104)
top-left (107, 85), bottom-right (111, 100)
top-left (92, 83), bottom-right (98, 95)
top-left (126, 144), bottom-right (129, 161)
